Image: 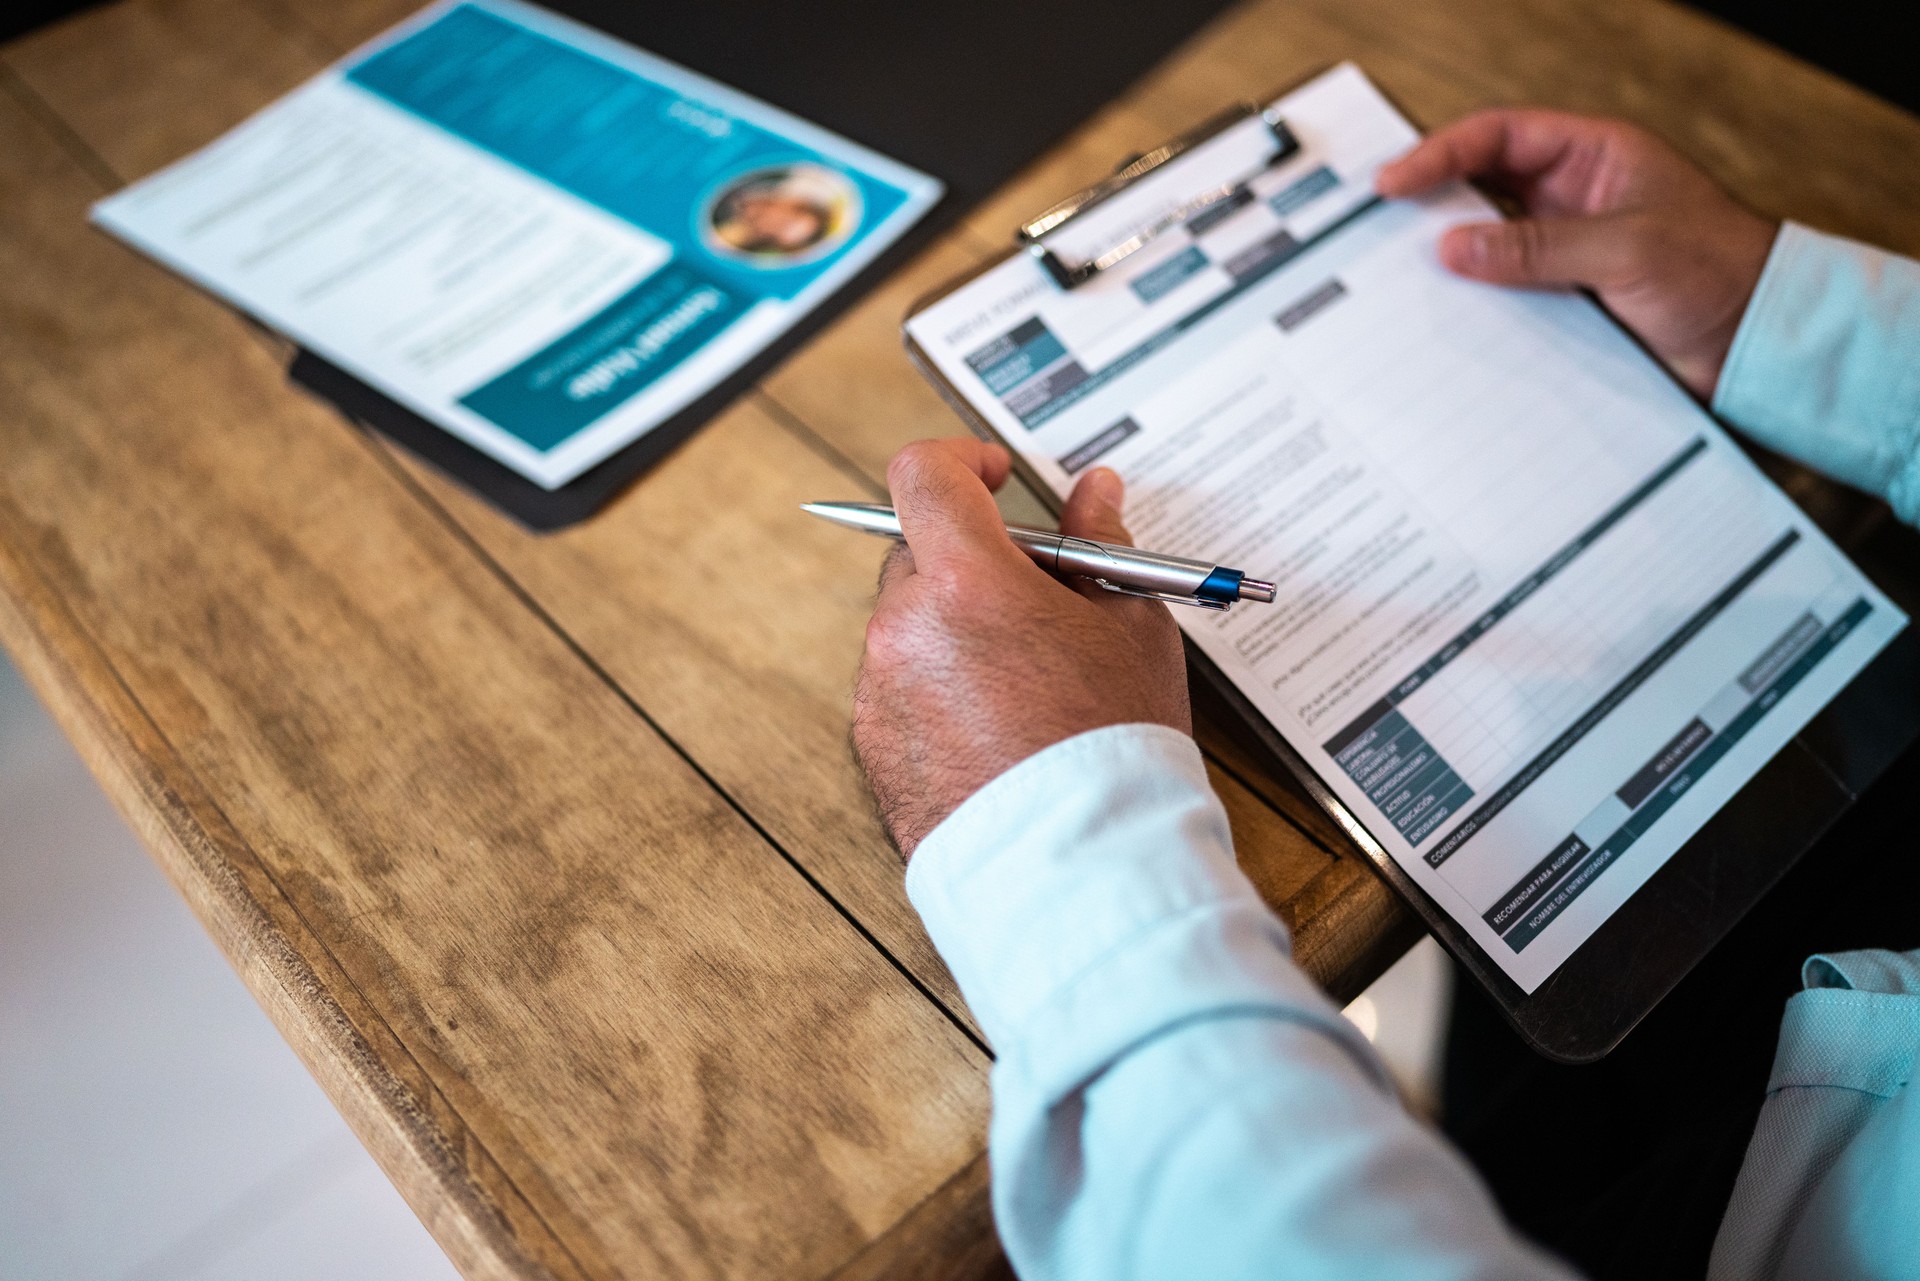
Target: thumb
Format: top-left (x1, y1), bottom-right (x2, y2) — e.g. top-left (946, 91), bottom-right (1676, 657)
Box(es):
top-left (1059, 469), bottom-right (1178, 621)
top-left (886, 438), bottom-right (1020, 572)
top-left (1440, 214), bottom-right (1640, 290)
top-left (1060, 467), bottom-right (1133, 546)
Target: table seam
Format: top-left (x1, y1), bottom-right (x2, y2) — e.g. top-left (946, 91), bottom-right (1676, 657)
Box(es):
top-left (350, 424), bottom-right (995, 1060)
top-left (0, 60), bottom-right (121, 190)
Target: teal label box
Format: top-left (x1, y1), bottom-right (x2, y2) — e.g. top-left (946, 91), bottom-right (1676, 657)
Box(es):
top-left (459, 263), bottom-right (743, 450)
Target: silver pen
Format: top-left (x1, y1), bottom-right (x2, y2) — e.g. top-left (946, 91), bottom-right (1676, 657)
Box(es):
top-left (802, 501), bottom-right (1277, 611)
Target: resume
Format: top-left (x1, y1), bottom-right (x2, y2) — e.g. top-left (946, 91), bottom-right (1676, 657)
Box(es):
top-left (907, 65), bottom-right (1904, 992)
top-left (93, 0), bottom-right (941, 490)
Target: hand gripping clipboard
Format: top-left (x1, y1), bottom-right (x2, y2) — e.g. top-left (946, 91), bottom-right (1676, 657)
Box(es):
top-left (901, 66), bottom-right (1920, 1061)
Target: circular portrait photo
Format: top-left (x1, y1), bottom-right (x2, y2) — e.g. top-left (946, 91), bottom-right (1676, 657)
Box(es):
top-left (702, 163), bottom-right (863, 266)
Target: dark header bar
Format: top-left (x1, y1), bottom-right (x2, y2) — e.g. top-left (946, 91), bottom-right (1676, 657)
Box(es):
top-left (1275, 279), bottom-right (1347, 331)
top-left (965, 317), bottom-right (1048, 374)
top-left (1617, 718), bottom-right (1711, 810)
top-left (1323, 697), bottom-right (1395, 758)
top-left (1059, 417), bottom-right (1141, 474)
top-left (1483, 834), bottom-right (1590, 933)
top-left (1739, 612), bottom-right (1821, 694)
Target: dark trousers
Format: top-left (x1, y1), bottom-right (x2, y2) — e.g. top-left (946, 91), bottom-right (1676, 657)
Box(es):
top-left (1443, 737), bottom-right (1920, 1280)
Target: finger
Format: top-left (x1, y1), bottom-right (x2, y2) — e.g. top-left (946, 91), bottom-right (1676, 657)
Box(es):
top-left (1059, 467), bottom-right (1133, 546)
top-left (876, 541), bottom-right (916, 595)
top-left (1060, 468), bottom-right (1162, 607)
top-left (886, 438), bottom-right (1021, 572)
top-left (1437, 213), bottom-right (1640, 289)
top-left (1376, 109), bottom-right (1590, 198)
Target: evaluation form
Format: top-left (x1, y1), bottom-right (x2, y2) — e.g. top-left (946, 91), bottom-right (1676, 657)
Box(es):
top-left (906, 65), bottom-right (1904, 992)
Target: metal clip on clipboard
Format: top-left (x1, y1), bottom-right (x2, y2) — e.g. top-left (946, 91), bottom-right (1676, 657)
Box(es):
top-left (1018, 103), bottom-right (1299, 290)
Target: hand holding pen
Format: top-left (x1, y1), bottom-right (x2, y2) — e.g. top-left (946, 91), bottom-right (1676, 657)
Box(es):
top-left (807, 487), bottom-right (1274, 611)
top-left (843, 438), bottom-right (1224, 858)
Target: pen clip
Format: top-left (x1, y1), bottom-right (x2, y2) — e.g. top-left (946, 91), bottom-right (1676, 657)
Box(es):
top-left (1091, 579), bottom-right (1231, 611)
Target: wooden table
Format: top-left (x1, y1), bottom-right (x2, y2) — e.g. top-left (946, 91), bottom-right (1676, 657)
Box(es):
top-left (3, 0), bottom-right (1916, 1276)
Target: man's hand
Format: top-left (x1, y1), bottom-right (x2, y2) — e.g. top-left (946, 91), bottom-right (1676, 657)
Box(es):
top-left (1376, 109), bottom-right (1778, 398)
top-left (853, 438), bottom-right (1191, 859)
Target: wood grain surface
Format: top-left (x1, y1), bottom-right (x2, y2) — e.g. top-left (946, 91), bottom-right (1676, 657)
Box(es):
top-left (3, 0), bottom-right (1917, 1276)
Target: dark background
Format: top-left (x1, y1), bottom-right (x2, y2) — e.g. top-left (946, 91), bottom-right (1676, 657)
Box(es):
top-left (1686, 0), bottom-right (1915, 114)
top-left (4, 2), bottom-right (1916, 119)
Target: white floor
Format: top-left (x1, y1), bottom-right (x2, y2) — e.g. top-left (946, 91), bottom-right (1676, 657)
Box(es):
top-left (0, 654), bottom-right (460, 1281)
top-left (1344, 934), bottom-right (1453, 1118)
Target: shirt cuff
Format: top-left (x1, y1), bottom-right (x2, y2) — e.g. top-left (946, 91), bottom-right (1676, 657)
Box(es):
top-left (906, 723), bottom-right (1384, 1098)
top-left (1714, 222), bottom-right (1920, 522)
top-left (1758, 948), bottom-right (1920, 1100)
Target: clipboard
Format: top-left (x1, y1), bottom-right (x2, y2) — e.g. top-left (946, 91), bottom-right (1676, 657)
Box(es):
top-left (901, 65), bottom-right (1920, 1061)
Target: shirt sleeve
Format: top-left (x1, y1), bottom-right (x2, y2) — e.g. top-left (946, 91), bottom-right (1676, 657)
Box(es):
top-left (1708, 949), bottom-right (1920, 1281)
top-left (906, 723), bottom-right (1579, 1281)
top-left (1713, 222), bottom-right (1920, 525)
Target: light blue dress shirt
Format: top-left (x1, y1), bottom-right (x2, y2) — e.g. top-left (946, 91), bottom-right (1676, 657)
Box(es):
top-left (905, 223), bottom-right (1920, 1281)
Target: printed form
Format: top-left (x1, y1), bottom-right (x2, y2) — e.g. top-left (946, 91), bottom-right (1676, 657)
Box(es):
top-left (906, 65), bottom-right (1905, 991)
top-left (93, 0), bottom-right (940, 489)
